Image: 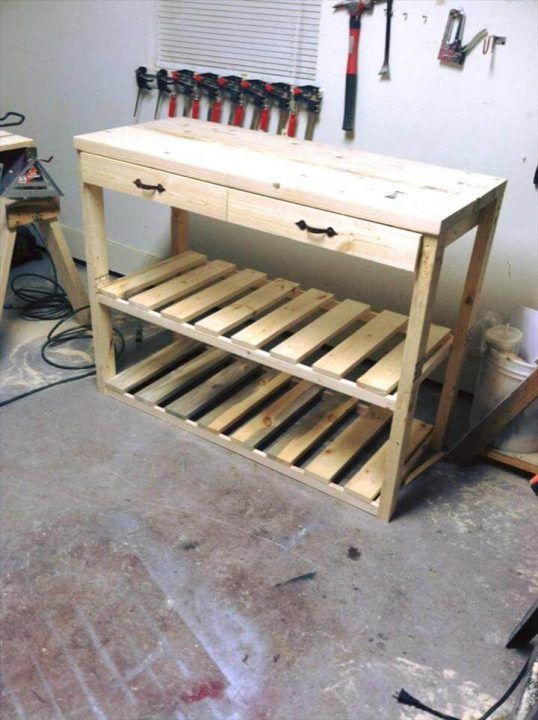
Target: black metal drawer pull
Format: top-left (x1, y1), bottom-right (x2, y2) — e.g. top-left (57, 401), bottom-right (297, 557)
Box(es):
top-left (295, 219), bottom-right (337, 238)
top-left (133, 179), bottom-right (166, 193)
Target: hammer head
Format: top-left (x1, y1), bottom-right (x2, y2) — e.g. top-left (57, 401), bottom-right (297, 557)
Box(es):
top-left (333, 0), bottom-right (374, 13)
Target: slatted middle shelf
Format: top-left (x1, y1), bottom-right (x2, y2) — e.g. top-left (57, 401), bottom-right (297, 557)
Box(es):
top-left (107, 335), bottom-right (433, 510)
top-left (98, 251), bottom-right (453, 409)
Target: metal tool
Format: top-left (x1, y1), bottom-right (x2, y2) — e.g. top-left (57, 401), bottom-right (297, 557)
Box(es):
top-left (241, 80), bottom-right (267, 130)
top-left (438, 9), bottom-right (488, 66)
top-left (154, 69), bottom-right (172, 119)
top-left (333, 0), bottom-right (375, 133)
top-left (378, 0), bottom-right (393, 79)
top-left (133, 66), bottom-right (155, 117)
top-left (217, 76), bottom-right (245, 126)
top-left (265, 83), bottom-right (291, 134)
top-left (290, 86), bottom-right (323, 140)
top-left (0, 150), bottom-right (62, 200)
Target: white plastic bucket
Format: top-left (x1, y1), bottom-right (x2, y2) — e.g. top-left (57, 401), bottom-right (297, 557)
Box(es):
top-left (470, 346), bottom-right (538, 453)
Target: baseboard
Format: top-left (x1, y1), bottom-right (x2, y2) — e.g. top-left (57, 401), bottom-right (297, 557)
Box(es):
top-left (61, 224), bottom-right (163, 275)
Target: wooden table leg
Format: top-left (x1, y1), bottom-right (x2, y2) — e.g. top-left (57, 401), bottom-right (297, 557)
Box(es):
top-left (431, 192), bottom-right (505, 452)
top-left (0, 199), bottom-right (17, 320)
top-left (171, 207), bottom-right (189, 255)
top-left (378, 235), bottom-right (444, 522)
top-left (81, 182), bottom-right (115, 391)
top-left (38, 218), bottom-right (90, 325)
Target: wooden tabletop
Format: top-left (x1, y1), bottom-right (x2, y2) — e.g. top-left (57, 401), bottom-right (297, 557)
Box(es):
top-left (0, 130), bottom-right (35, 152)
top-left (74, 119), bottom-right (505, 236)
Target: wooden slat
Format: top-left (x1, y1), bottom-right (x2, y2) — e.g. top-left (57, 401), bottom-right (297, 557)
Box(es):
top-left (129, 260), bottom-right (235, 310)
top-left (200, 370), bottom-right (290, 433)
top-left (165, 358), bottom-right (259, 419)
top-left (161, 268), bottom-right (266, 322)
top-left (107, 338), bottom-right (199, 392)
top-left (232, 288), bottom-right (333, 349)
top-left (195, 278), bottom-right (298, 335)
top-left (101, 251), bottom-right (206, 299)
top-left (135, 347), bottom-right (228, 405)
top-left (357, 324), bottom-right (451, 395)
top-left (313, 310), bottom-right (408, 378)
top-left (231, 380), bottom-right (322, 448)
top-left (267, 393), bottom-right (357, 465)
top-left (345, 420), bottom-right (432, 501)
top-left (270, 299), bottom-right (370, 363)
top-left (305, 406), bottom-right (391, 482)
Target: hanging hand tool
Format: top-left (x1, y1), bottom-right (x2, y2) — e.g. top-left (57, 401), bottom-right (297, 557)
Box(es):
top-left (168, 71), bottom-right (180, 117)
top-left (264, 83), bottom-right (291, 134)
top-left (378, 0), bottom-right (393, 79)
top-left (133, 66), bottom-right (155, 117)
top-left (438, 9), bottom-right (488, 66)
top-left (333, 0), bottom-right (375, 133)
top-left (241, 80), bottom-right (267, 130)
top-left (194, 73), bottom-right (223, 122)
top-left (288, 86), bottom-right (322, 140)
top-left (154, 69), bottom-right (172, 119)
top-left (174, 69), bottom-right (195, 118)
top-left (217, 76), bottom-right (245, 126)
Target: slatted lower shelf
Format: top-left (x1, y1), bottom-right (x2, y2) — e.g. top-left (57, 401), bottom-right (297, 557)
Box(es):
top-left (107, 337), bottom-right (433, 513)
top-left (99, 251), bottom-right (453, 411)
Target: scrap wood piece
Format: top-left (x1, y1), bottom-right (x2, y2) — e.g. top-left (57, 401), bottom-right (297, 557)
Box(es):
top-left (446, 368), bottom-right (538, 464)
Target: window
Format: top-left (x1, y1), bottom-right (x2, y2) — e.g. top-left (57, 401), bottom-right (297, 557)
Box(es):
top-left (156, 0), bottom-right (322, 83)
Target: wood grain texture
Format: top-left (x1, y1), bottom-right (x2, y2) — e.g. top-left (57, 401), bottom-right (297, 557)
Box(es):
top-left (231, 380), bottom-right (322, 449)
top-left (313, 310), bottom-right (408, 378)
top-left (165, 358), bottom-right (259, 419)
top-left (130, 260), bottom-right (235, 310)
top-left (107, 338), bottom-right (199, 393)
top-left (305, 406), bottom-right (391, 482)
top-left (195, 278), bottom-right (297, 335)
top-left (75, 119), bottom-right (505, 235)
top-left (161, 268), bottom-right (266, 322)
top-left (271, 299), bottom-right (370, 363)
top-left (135, 347), bottom-right (228, 405)
top-left (267, 393), bottom-right (357, 465)
top-left (357, 323), bottom-right (451, 395)
top-left (232, 288), bottom-right (333, 349)
top-left (200, 370), bottom-right (291, 433)
top-left (346, 420), bottom-right (432, 501)
top-left (101, 251), bottom-right (206, 299)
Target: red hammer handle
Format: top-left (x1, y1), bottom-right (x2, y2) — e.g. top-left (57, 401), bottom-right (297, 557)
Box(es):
top-left (343, 13), bottom-right (361, 132)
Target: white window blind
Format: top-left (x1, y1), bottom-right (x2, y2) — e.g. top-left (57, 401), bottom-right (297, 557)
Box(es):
top-left (156, 0), bottom-right (322, 83)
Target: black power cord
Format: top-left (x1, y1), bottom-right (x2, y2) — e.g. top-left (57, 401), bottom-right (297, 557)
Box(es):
top-left (396, 655), bottom-right (531, 720)
top-left (1, 228), bottom-right (126, 408)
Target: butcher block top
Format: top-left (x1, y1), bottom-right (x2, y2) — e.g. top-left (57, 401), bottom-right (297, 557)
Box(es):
top-left (74, 118), bottom-right (506, 236)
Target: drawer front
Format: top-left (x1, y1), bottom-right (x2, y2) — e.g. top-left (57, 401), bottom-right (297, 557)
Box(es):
top-left (79, 153), bottom-right (227, 220)
top-left (227, 189), bottom-right (421, 271)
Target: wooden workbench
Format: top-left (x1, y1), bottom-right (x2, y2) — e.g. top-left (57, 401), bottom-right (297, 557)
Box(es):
top-left (75, 118), bottom-right (506, 521)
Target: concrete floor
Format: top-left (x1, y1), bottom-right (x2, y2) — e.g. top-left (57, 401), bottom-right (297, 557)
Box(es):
top-left (1, 259), bottom-right (537, 720)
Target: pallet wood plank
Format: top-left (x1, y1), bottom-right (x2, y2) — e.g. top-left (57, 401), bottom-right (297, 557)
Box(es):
top-left (271, 299), bottom-right (370, 363)
top-left (232, 288), bottom-right (333, 349)
top-left (135, 347), bottom-right (228, 405)
top-left (165, 358), bottom-right (259, 419)
top-left (345, 420), bottom-right (432, 501)
top-left (129, 260), bottom-right (235, 310)
top-left (107, 338), bottom-right (200, 393)
top-left (267, 393), bottom-right (357, 465)
top-left (357, 324), bottom-right (451, 395)
top-left (305, 406), bottom-right (392, 482)
top-left (200, 370), bottom-right (291, 433)
top-left (162, 268), bottom-right (266, 322)
top-left (313, 310), bottom-right (408, 378)
top-left (231, 380), bottom-right (322, 448)
top-left (195, 278), bottom-right (298, 336)
top-left (101, 251), bottom-right (206, 299)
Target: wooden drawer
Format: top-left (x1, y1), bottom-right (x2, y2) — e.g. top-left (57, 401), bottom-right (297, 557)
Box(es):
top-left (79, 153), bottom-right (227, 220)
top-left (227, 189), bottom-right (422, 271)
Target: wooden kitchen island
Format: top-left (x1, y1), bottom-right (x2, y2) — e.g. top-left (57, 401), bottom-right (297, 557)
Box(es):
top-left (75, 119), bottom-right (505, 521)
